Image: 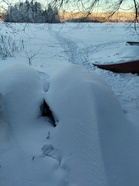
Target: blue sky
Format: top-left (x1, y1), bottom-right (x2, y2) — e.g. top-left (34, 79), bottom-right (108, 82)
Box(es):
top-left (0, 0), bottom-right (134, 12)
top-left (56, 0), bottom-right (134, 12)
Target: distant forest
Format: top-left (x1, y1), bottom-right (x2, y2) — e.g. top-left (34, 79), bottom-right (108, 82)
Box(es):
top-left (2, 0), bottom-right (60, 23)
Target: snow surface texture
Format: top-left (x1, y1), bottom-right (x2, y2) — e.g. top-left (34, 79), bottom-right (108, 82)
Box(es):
top-left (46, 64), bottom-right (139, 186)
top-left (0, 63), bottom-right (139, 186)
top-left (0, 23), bottom-right (139, 186)
top-left (0, 93), bottom-right (7, 142)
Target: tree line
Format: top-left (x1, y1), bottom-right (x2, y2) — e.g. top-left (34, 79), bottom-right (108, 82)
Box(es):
top-left (3, 0), bottom-right (60, 23)
top-left (2, 0), bottom-right (138, 24)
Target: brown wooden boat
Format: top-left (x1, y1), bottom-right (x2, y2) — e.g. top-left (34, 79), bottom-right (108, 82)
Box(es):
top-left (93, 60), bottom-right (139, 74)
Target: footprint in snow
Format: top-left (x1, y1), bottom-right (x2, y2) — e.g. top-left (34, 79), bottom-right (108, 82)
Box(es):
top-left (37, 71), bottom-right (50, 92)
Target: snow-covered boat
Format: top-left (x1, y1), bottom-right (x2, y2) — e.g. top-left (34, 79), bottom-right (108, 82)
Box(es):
top-left (93, 60), bottom-right (139, 74)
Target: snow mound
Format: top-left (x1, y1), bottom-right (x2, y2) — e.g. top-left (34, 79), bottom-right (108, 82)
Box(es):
top-left (0, 63), bottom-right (45, 126)
top-left (46, 64), bottom-right (139, 186)
top-left (118, 44), bottom-right (139, 60)
top-left (0, 63), bottom-right (139, 186)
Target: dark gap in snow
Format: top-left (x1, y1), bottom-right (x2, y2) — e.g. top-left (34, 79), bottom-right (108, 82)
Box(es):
top-left (40, 99), bottom-right (56, 127)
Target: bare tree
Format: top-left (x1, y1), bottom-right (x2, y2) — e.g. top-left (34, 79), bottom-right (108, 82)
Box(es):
top-left (51, 0), bottom-right (139, 22)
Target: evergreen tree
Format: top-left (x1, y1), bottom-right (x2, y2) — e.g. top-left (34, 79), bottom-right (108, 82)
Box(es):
top-left (3, 1), bottom-right (61, 23)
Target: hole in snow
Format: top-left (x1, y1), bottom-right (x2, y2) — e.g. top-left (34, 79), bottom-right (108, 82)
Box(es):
top-left (40, 99), bottom-right (56, 127)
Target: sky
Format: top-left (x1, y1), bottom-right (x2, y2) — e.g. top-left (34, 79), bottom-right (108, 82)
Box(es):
top-left (0, 0), bottom-right (134, 12)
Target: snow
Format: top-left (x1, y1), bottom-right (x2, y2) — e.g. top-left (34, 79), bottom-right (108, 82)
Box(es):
top-left (0, 22), bottom-right (139, 186)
